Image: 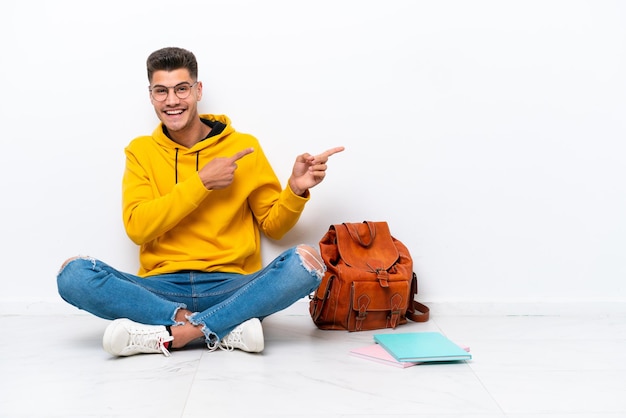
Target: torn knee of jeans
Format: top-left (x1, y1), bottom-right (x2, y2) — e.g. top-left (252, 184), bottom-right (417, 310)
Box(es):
top-left (296, 244), bottom-right (326, 279)
top-left (57, 255), bottom-right (95, 275)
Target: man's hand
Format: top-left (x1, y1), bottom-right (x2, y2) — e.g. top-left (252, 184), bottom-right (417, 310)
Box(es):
top-left (289, 146), bottom-right (345, 196)
top-left (199, 148), bottom-right (255, 190)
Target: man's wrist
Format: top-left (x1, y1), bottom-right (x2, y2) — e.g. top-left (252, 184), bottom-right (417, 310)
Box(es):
top-left (288, 179), bottom-right (307, 197)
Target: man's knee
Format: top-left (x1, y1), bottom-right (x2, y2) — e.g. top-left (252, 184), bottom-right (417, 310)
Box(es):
top-left (295, 244), bottom-right (326, 277)
top-left (59, 256), bottom-right (79, 271)
top-left (57, 256), bottom-right (95, 293)
top-left (58, 255), bottom-right (93, 275)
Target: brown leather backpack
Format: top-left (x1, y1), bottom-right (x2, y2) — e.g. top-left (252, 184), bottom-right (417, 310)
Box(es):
top-left (309, 221), bottom-right (430, 331)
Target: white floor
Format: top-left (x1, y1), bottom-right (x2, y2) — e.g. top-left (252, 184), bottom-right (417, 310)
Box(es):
top-left (1, 301), bottom-right (625, 418)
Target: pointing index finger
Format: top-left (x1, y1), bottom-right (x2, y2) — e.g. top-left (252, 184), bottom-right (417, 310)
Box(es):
top-left (318, 146), bottom-right (345, 161)
top-left (230, 147), bottom-right (255, 162)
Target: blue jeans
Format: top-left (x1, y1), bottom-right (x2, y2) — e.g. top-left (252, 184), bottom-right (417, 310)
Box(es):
top-left (57, 246), bottom-right (324, 344)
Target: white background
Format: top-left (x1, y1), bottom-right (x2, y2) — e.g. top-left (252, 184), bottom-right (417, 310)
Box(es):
top-left (1, 0), bottom-right (624, 313)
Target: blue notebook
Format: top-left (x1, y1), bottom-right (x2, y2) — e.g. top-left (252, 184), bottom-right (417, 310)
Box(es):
top-left (373, 332), bottom-right (472, 363)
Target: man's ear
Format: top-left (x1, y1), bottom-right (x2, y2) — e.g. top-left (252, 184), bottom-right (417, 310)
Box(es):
top-left (196, 81), bottom-right (203, 101)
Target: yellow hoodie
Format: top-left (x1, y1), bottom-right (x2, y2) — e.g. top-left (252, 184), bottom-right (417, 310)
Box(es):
top-left (122, 114), bottom-right (309, 277)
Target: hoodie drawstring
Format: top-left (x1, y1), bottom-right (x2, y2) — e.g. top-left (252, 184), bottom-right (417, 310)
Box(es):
top-left (175, 148), bottom-right (179, 184)
top-left (174, 148), bottom-right (200, 185)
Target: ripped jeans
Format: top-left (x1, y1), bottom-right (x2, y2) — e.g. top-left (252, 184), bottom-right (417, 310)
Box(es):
top-left (56, 245), bottom-right (325, 344)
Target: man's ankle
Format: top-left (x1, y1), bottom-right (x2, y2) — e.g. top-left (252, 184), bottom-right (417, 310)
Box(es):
top-left (170, 321), bottom-right (203, 348)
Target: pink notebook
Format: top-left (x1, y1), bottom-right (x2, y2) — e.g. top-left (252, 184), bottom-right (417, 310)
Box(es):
top-left (350, 343), bottom-right (470, 368)
top-left (349, 344), bottom-right (418, 368)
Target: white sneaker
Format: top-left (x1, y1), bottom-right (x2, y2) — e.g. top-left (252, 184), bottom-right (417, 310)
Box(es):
top-left (103, 318), bottom-right (174, 357)
top-left (208, 318), bottom-right (264, 353)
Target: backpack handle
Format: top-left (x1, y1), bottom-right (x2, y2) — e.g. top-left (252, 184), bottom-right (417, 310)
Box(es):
top-left (344, 221), bottom-right (376, 248)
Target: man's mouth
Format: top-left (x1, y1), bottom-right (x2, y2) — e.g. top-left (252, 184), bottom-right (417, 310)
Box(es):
top-left (165, 110), bottom-right (184, 115)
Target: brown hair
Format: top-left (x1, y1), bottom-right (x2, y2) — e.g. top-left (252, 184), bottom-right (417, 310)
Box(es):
top-left (146, 47), bottom-right (198, 82)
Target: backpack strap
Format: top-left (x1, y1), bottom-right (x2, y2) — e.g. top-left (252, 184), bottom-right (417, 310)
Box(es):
top-left (406, 272), bottom-right (430, 322)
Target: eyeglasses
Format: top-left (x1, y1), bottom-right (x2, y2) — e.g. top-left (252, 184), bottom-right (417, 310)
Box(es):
top-left (149, 81), bottom-right (198, 101)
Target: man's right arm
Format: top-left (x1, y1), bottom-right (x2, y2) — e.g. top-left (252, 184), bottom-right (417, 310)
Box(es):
top-left (122, 149), bottom-right (210, 245)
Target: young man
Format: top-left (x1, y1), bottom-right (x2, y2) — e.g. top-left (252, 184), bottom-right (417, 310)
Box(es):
top-left (57, 47), bottom-right (344, 357)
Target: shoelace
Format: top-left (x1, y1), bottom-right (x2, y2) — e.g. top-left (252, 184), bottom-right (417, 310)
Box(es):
top-left (207, 327), bottom-right (243, 352)
top-left (128, 328), bottom-right (174, 357)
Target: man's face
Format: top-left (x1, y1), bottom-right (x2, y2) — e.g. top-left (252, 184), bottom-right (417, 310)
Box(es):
top-left (149, 69), bottom-right (202, 134)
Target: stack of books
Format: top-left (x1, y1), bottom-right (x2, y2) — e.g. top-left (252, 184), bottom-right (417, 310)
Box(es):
top-left (349, 331), bottom-right (471, 368)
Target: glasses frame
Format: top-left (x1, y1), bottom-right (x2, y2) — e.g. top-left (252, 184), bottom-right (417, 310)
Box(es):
top-left (149, 81), bottom-right (198, 102)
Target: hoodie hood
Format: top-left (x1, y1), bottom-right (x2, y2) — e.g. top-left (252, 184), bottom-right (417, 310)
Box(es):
top-left (152, 114), bottom-right (235, 152)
